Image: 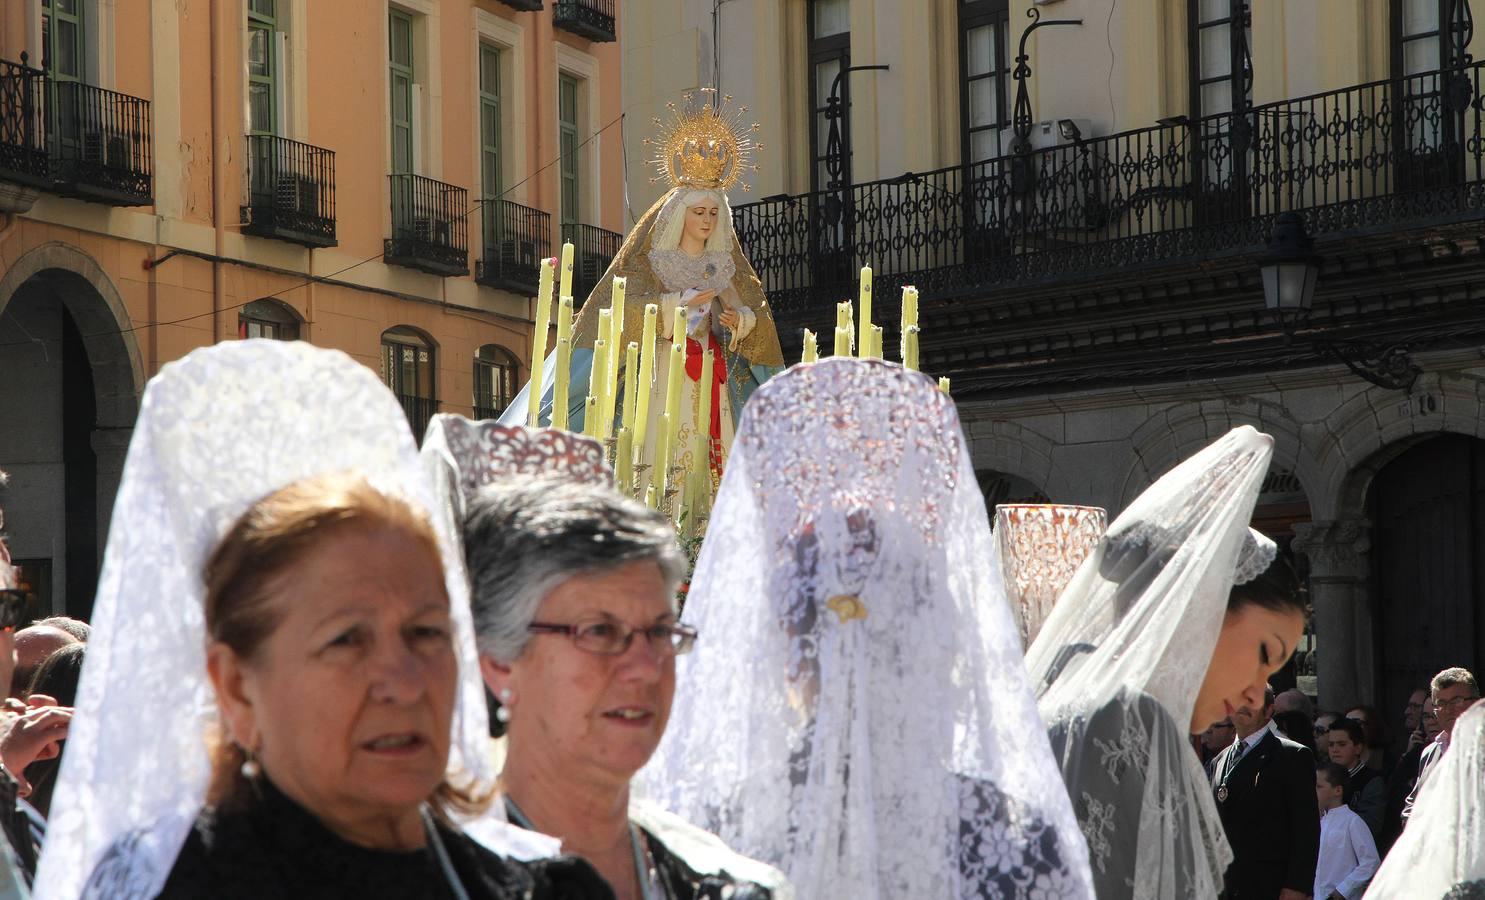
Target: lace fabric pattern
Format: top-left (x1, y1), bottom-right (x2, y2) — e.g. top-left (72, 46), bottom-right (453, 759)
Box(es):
top-left (646, 249), bottom-right (737, 295)
top-left (36, 342), bottom-right (496, 900)
top-left (1025, 426), bottom-right (1275, 900)
top-left (428, 416), bottom-right (612, 501)
top-left (1367, 703), bottom-right (1485, 898)
top-left (639, 358), bottom-right (1094, 900)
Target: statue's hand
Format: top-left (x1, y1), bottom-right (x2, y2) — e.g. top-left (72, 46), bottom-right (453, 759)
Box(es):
top-left (719, 309), bottom-right (740, 329)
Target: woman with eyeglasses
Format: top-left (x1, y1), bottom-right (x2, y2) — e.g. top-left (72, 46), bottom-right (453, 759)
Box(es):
top-left (461, 476), bottom-right (788, 900)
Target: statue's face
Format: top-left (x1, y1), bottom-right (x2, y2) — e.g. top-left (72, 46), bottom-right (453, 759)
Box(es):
top-left (682, 202), bottom-right (720, 246)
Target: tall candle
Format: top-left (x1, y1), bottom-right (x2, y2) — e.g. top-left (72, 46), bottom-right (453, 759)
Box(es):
top-left (902, 285), bottom-right (919, 330)
top-left (622, 342), bottom-right (640, 438)
top-left (939, 376), bottom-right (951, 394)
top-left (603, 279), bottom-right (627, 437)
top-left (556, 294), bottom-right (574, 341)
top-left (527, 262), bottom-right (554, 426)
top-left (858, 266), bottom-right (873, 355)
top-left (834, 325), bottom-right (851, 357)
top-left (634, 304), bottom-right (658, 450)
top-left (645, 484), bottom-right (657, 509)
top-left (696, 348), bottom-right (715, 462)
top-left (653, 412), bottom-right (672, 505)
top-left (903, 326), bottom-right (920, 371)
top-left (615, 427), bottom-right (633, 495)
top-left (583, 394), bottom-right (599, 439)
top-left (664, 339), bottom-right (685, 454)
top-left (558, 242), bottom-right (575, 300)
top-left (589, 336), bottom-right (608, 438)
top-left (802, 329), bottom-right (818, 363)
top-left (552, 336), bottom-right (573, 428)
top-left (594, 309), bottom-right (612, 435)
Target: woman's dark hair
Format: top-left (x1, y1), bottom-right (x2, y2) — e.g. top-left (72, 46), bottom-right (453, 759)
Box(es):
top-left (1227, 551), bottom-right (1306, 616)
top-left (1344, 704), bottom-right (1387, 748)
top-left (22, 641), bottom-right (86, 818)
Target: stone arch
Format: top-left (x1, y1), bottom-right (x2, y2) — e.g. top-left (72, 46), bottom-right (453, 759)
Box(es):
top-left (961, 417), bottom-right (1059, 501)
top-left (1119, 396), bottom-right (1317, 511)
top-left (0, 241), bottom-right (144, 430)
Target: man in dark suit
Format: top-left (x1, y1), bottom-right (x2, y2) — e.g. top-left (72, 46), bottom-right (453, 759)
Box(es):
top-left (1211, 685), bottom-right (1321, 900)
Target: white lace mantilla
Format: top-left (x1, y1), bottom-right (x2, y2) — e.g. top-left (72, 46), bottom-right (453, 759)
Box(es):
top-left (639, 358), bottom-right (1095, 900)
top-left (646, 248), bottom-right (736, 294)
top-left (36, 342), bottom-right (496, 900)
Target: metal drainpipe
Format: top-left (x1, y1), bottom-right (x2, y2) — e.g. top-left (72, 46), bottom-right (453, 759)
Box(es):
top-left (209, 0), bottom-right (227, 343)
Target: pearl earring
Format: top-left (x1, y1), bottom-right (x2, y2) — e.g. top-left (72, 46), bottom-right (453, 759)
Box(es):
top-left (496, 688), bottom-right (513, 724)
top-left (240, 748), bottom-right (261, 779)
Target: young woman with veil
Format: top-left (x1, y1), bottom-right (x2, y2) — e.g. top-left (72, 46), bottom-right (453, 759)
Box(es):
top-left (638, 358), bottom-right (1095, 899)
top-left (1024, 426), bottom-right (1309, 899)
top-left (1366, 701), bottom-right (1485, 898)
top-left (34, 342), bottom-right (605, 900)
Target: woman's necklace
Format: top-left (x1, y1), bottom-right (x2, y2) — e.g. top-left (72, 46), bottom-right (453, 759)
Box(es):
top-left (420, 806), bottom-right (472, 900)
top-left (506, 797), bottom-right (666, 900)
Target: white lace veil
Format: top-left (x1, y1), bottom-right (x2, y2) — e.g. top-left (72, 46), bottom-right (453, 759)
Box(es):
top-left (34, 342), bottom-right (497, 900)
top-left (638, 358), bottom-right (1095, 900)
top-left (1024, 426), bottom-right (1274, 899)
top-left (1366, 702), bottom-right (1485, 899)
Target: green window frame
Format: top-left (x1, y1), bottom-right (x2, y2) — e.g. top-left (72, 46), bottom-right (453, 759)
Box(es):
top-left (248, 0), bottom-right (277, 136)
top-left (558, 74), bottom-right (579, 225)
top-left (42, 0), bottom-right (86, 147)
top-left (389, 9), bottom-right (415, 174)
top-left (480, 44), bottom-right (502, 201)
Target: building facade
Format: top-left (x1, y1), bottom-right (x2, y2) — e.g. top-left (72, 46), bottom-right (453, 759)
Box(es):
top-left (0, 0), bottom-right (623, 619)
top-left (629, 0), bottom-right (1485, 715)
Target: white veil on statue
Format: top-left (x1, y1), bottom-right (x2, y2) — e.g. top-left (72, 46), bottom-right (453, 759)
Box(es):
top-left (639, 358), bottom-right (1094, 900)
top-left (35, 342), bottom-right (508, 900)
top-left (1024, 426), bottom-right (1274, 899)
top-left (1366, 702), bottom-right (1485, 899)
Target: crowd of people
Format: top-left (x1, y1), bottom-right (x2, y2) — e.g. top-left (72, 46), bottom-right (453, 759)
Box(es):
top-left (0, 340), bottom-right (1480, 899)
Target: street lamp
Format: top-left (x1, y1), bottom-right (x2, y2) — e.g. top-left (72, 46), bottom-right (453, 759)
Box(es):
top-left (1261, 211), bottom-right (1320, 339)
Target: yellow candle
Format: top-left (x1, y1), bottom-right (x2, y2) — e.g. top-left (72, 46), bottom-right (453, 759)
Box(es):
top-left (902, 285), bottom-right (919, 330)
top-left (589, 336), bottom-right (608, 438)
top-left (696, 347), bottom-right (715, 458)
top-left (583, 394), bottom-right (599, 439)
top-left (552, 336), bottom-right (573, 429)
top-left (635, 304), bottom-right (658, 450)
top-left (858, 266), bottom-right (873, 355)
top-left (834, 325), bottom-right (851, 357)
top-left (556, 294), bottom-right (574, 341)
top-left (871, 325), bottom-right (885, 359)
top-left (615, 427), bottom-right (633, 495)
top-left (664, 338), bottom-right (685, 453)
top-left (594, 309), bottom-right (612, 433)
top-left (801, 329), bottom-right (818, 363)
top-left (603, 279), bottom-right (627, 437)
top-left (645, 484), bottom-right (657, 509)
top-left (558, 242), bottom-right (575, 300)
top-left (836, 300), bottom-right (851, 333)
top-left (527, 264), bottom-right (554, 426)
top-left (653, 412), bottom-right (671, 504)
top-left (939, 376), bottom-right (951, 394)
top-left (622, 341), bottom-right (640, 436)
top-left (903, 326), bottom-right (920, 371)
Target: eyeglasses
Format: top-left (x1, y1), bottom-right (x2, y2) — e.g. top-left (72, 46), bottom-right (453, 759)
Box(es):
top-left (0, 589), bottom-right (27, 632)
top-left (528, 618), bottom-right (698, 657)
top-left (1434, 695), bottom-right (1481, 713)
top-left (1314, 724), bottom-right (1331, 736)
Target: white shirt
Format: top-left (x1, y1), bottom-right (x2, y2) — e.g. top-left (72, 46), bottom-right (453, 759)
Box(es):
top-left (1314, 803), bottom-right (1379, 899)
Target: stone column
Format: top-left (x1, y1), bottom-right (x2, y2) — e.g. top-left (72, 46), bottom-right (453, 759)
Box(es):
top-left (1292, 519), bottom-right (1374, 710)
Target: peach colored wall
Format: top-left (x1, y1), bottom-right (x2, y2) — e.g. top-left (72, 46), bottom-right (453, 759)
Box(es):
top-left (0, 0), bottom-right (624, 417)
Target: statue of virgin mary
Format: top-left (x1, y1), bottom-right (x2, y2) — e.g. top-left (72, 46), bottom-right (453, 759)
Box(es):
top-left (502, 92), bottom-right (785, 503)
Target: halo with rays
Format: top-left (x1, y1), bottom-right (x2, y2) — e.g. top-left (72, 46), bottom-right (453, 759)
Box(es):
top-left (643, 88), bottom-right (763, 192)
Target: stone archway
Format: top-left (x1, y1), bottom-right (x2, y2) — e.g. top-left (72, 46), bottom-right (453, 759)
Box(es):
top-left (0, 242), bottom-right (143, 618)
top-left (960, 417), bottom-right (1059, 502)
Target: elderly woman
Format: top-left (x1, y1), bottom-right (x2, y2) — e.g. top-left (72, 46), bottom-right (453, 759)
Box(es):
top-left (34, 342), bottom-right (609, 900)
top-left (463, 476), bottom-right (788, 900)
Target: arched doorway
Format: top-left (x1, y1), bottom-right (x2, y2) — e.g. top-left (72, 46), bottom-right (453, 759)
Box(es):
top-left (1368, 434), bottom-right (1485, 726)
top-left (0, 249), bottom-right (141, 621)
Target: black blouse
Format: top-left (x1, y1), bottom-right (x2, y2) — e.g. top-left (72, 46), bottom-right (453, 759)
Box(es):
top-left (146, 779), bottom-right (614, 900)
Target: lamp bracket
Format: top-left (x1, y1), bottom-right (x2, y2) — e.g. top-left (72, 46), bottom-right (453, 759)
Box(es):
top-left (1315, 339), bottom-right (1421, 392)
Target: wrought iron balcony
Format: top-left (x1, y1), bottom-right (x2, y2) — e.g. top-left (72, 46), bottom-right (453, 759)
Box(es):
top-left (395, 394), bottom-right (438, 442)
top-left (476, 199), bottom-right (552, 295)
top-left (553, 0), bottom-right (616, 42)
top-left (560, 222), bottom-right (622, 302)
top-left (473, 404), bottom-right (501, 420)
top-left (49, 80), bottom-right (152, 206)
top-left (243, 134), bottom-right (336, 248)
top-left (0, 56), bottom-right (49, 198)
top-left (385, 174), bottom-right (469, 277)
top-left (499, 0), bottom-right (543, 10)
top-left (735, 60), bottom-right (1485, 357)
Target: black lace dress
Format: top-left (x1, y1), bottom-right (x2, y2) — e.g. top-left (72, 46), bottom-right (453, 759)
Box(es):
top-left (148, 779), bottom-right (614, 900)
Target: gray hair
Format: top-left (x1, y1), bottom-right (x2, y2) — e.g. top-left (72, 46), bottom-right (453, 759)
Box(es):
top-left (32, 615), bottom-right (91, 643)
top-left (462, 477), bottom-right (686, 662)
top-left (1432, 666), bottom-right (1480, 699)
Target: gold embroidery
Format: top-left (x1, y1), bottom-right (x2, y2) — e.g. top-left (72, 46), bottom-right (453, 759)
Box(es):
top-left (826, 595), bottom-right (868, 624)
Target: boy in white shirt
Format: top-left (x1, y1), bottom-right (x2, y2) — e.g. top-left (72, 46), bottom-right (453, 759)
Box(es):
top-left (1314, 762), bottom-right (1380, 900)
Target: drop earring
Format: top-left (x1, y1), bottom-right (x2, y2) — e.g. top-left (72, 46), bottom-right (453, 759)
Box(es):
top-left (240, 746), bottom-right (261, 779)
top-left (496, 688), bottom-right (513, 724)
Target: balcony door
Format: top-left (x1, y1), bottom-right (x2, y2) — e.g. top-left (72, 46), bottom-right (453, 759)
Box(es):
top-left (1391, 0), bottom-right (1471, 191)
top-left (41, 0), bottom-right (86, 151)
top-left (1188, 0), bottom-right (1252, 222)
top-left (807, 0), bottom-right (852, 304)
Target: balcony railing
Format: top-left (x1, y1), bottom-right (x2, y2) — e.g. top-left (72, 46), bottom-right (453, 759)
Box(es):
top-left (50, 80), bottom-right (152, 206)
top-left (243, 134), bottom-right (336, 248)
top-left (561, 222), bottom-right (622, 302)
top-left (476, 199), bottom-right (552, 295)
top-left (0, 57), bottom-right (49, 192)
top-left (736, 60), bottom-right (1485, 328)
top-left (385, 174), bottom-right (469, 276)
top-left (554, 0), bottom-right (616, 42)
top-left (396, 394), bottom-right (438, 442)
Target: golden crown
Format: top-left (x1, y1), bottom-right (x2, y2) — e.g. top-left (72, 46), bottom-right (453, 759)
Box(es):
top-left (645, 89), bottom-right (762, 192)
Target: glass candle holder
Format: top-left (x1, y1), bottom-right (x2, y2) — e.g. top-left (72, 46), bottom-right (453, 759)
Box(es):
top-left (995, 504), bottom-right (1108, 648)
